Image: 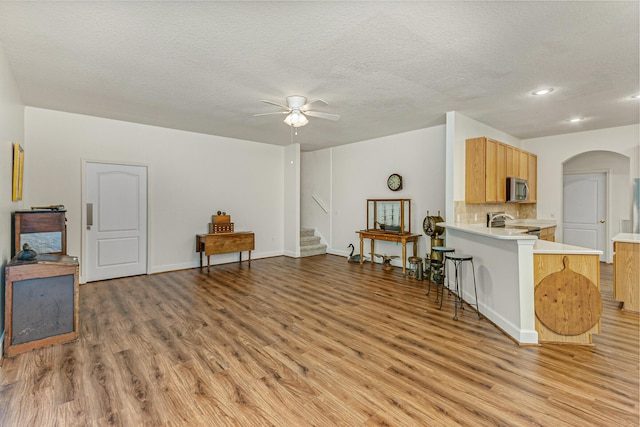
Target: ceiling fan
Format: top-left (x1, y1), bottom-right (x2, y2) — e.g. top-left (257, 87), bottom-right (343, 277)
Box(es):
top-left (253, 95), bottom-right (340, 128)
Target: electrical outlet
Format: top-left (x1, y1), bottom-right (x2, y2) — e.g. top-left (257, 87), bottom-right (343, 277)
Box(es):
top-left (474, 213), bottom-right (478, 221)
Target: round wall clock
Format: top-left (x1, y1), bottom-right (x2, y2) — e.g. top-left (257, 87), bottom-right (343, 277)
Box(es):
top-left (387, 173), bottom-right (403, 191)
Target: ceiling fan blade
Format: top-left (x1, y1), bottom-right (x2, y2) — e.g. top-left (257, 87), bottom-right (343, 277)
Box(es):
top-left (305, 111), bottom-right (340, 121)
top-left (259, 99), bottom-right (290, 110)
top-left (253, 111), bottom-right (289, 117)
top-left (302, 99), bottom-right (328, 110)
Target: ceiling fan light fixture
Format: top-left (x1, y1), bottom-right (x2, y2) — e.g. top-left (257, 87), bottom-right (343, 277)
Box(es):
top-left (532, 88), bottom-right (554, 96)
top-left (284, 110), bottom-right (308, 127)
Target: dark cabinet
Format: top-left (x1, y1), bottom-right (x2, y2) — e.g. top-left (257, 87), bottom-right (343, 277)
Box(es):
top-left (4, 254), bottom-right (79, 356)
top-left (12, 210), bottom-right (67, 257)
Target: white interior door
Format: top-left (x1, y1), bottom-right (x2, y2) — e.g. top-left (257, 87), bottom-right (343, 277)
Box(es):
top-left (563, 173), bottom-right (606, 261)
top-left (85, 162), bottom-right (147, 281)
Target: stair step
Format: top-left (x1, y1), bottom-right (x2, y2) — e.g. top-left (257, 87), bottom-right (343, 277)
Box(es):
top-left (300, 235), bottom-right (321, 246)
top-left (299, 228), bottom-right (327, 257)
top-left (300, 228), bottom-right (315, 238)
top-left (300, 243), bottom-right (328, 257)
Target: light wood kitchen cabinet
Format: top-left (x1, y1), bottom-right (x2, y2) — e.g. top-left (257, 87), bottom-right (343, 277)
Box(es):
top-left (466, 137), bottom-right (538, 204)
top-left (613, 239), bottom-right (639, 313)
top-left (527, 153), bottom-right (537, 202)
top-left (496, 142), bottom-right (506, 202)
top-left (506, 145), bottom-right (518, 178)
top-left (465, 137), bottom-right (506, 204)
top-left (518, 150), bottom-right (529, 180)
top-left (539, 226), bottom-right (555, 242)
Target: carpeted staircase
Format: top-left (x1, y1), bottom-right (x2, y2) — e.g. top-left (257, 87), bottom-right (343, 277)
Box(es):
top-left (300, 228), bottom-right (327, 257)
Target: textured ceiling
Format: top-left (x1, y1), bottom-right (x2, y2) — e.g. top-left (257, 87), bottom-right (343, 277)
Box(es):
top-left (0, 1), bottom-right (637, 151)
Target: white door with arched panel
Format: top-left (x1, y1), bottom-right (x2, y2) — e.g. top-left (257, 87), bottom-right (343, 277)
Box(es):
top-left (563, 172), bottom-right (606, 261)
top-left (85, 162), bottom-right (147, 282)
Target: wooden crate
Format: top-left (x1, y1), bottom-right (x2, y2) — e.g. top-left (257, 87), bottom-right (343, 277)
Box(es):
top-left (212, 215), bottom-right (231, 224)
top-left (209, 222), bottom-right (234, 234)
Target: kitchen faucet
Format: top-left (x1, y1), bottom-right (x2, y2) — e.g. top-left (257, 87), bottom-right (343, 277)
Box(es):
top-left (488, 213), bottom-right (514, 232)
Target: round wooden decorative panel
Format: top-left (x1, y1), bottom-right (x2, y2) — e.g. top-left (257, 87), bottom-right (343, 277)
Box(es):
top-left (534, 256), bottom-right (602, 336)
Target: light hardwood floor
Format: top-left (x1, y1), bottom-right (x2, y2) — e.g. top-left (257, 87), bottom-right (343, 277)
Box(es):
top-left (0, 255), bottom-right (638, 426)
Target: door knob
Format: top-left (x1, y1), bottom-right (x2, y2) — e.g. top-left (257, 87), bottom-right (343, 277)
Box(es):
top-left (599, 219), bottom-right (605, 223)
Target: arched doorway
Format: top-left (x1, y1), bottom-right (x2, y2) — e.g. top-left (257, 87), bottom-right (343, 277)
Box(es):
top-left (562, 150), bottom-right (631, 263)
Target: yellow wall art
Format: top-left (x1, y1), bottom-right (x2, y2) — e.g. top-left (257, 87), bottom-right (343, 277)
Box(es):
top-left (12, 142), bottom-right (24, 201)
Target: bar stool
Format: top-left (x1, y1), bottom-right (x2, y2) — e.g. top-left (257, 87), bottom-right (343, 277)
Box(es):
top-left (429, 246), bottom-right (454, 301)
top-left (444, 253), bottom-right (481, 321)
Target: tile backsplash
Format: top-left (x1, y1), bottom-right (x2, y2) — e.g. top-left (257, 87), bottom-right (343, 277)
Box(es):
top-left (454, 201), bottom-right (536, 225)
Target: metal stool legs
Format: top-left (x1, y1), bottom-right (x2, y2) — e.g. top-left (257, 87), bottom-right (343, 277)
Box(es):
top-left (444, 254), bottom-right (481, 321)
top-left (428, 246), bottom-right (454, 303)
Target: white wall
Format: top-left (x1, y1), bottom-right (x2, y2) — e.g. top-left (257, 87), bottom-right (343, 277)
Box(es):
top-left (0, 41), bottom-right (25, 355)
top-left (523, 124), bottom-right (640, 260)
top-left (24, 108), bottom-right (285, 279)
top-left (283, 143), bottom-right (300, 257)
top-left (301, 126), bottom-right (446, 265)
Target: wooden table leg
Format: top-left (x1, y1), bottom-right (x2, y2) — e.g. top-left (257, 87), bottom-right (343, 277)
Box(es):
top-left (248, 250), bottom-right (252, 266)
top-left (207, 255), bottom-right (210, 273)
top-left (370, 240), bottom-right (375, 267)
top-left (359, 237), bottom-right (365, 265)
top-left (402, 242), bottom-right (407, 275)
top-left (199, 247), bottom-right (203, 270)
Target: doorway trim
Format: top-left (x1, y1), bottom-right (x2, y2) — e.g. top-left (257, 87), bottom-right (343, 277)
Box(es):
top-left (80, 159), bottom-right (151, 284)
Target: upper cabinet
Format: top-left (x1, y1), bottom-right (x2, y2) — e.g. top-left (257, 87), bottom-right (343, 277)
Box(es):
top-left (527, 152), bottom-right (537, 203)
top-left (506, 145), bottom-right (518, 178)
top-left (518, 150), bottom-right (529, 180)
top-left (465, 137), bottom-right (507, 204)
top-left (465, 137), bottom-right (537, 204)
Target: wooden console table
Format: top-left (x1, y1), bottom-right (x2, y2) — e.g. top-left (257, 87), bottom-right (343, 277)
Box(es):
top-left (356, 230), bottom-right (420, 275)
top-left (196, 232), bottom-right (255, 272)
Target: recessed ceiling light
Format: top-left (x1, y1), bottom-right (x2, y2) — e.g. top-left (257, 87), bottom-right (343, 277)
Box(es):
top-left (532, 88), bottom-right (554, 96)
top-left (631, 94), bottom-right (640, 99)
top-left (568, 117), bottom-right (584, 123)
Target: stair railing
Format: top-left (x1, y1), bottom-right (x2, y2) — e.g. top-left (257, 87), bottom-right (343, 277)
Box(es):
top-left (311, 193), bottom-right (329, 214)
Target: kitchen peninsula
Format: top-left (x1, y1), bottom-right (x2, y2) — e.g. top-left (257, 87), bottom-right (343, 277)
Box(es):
top-left (440, 222), bottom-right (602, 345)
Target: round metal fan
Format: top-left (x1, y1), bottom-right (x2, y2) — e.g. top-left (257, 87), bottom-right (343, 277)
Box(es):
top-left (253, 95), bottom-right (340, 127)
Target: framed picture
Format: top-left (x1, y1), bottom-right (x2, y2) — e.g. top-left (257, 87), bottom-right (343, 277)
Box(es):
top-left (12, 142), bottom-right (24, 201)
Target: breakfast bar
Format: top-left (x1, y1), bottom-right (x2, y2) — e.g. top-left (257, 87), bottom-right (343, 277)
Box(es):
top-left (439, 222), bottom-right (602, 345)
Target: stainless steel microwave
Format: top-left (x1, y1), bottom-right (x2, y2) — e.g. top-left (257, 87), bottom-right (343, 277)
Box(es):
top-left (507, 177), bottom-right (529, 202)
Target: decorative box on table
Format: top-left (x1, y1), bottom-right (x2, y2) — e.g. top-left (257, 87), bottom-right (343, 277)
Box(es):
top-left (209, 214), bottom-right (234, 234)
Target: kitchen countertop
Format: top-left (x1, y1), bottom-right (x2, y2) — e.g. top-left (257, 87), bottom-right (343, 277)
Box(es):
top-left (438, 222), bottom-right (538, 240)
top-left (505, 219), bottom-right (557, 228)
top-left (611, 233), bottom-right (640, 243)
top-left (441, 221), bottom-right (601, 254)
top-left (533, 239), bottom-right (603, 255)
